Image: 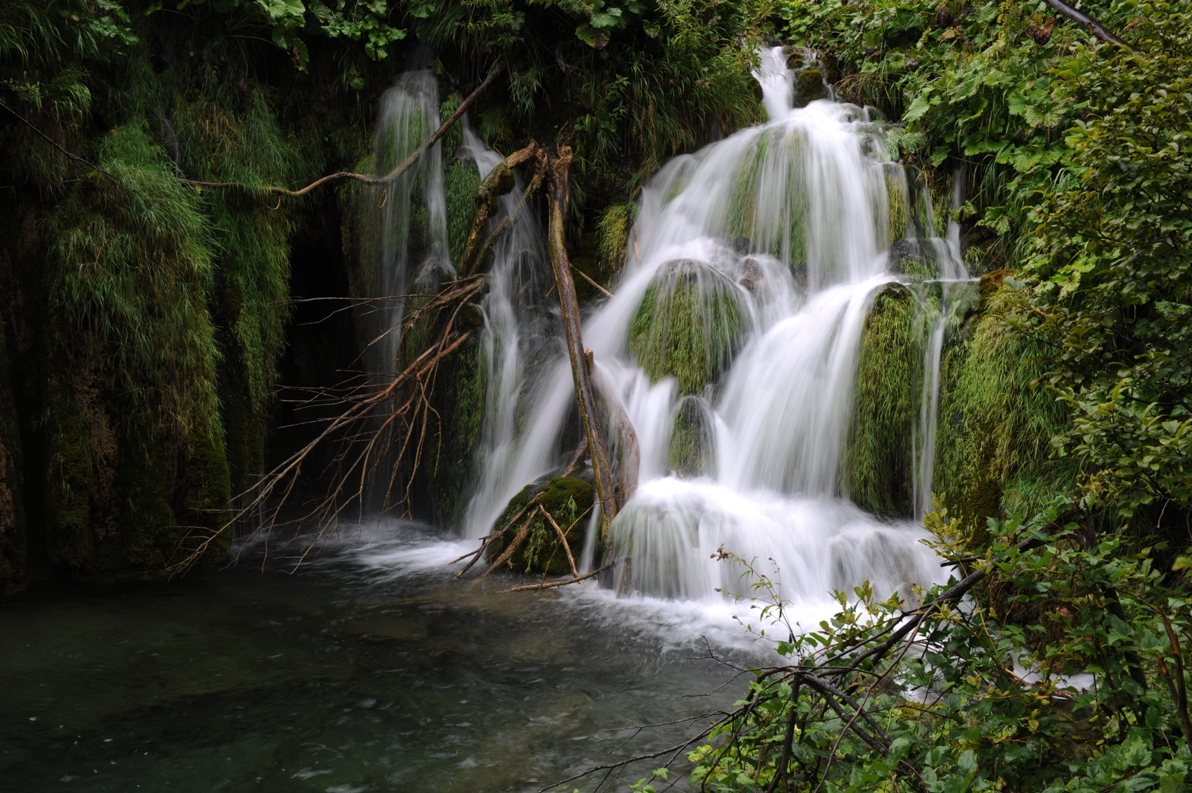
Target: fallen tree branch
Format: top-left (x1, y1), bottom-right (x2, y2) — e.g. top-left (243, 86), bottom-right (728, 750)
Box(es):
top-left (479, 508), bottom-right (538, 578)
top-left (546, 147), bottom-right (619, 539)
top-left (539, 505), bottom-right (580, 577)
top-left (457, 141), bottom-right (546, 277)
top-left (1044, 0), bottom-right (1135, 50)
top-left (502, 559), bottom-right (620, 592)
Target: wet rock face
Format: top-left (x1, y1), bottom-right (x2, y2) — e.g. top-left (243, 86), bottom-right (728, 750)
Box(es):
top-left (487, 477), bottom-right (595, 575)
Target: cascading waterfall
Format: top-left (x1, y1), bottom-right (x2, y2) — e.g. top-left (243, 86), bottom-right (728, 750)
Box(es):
top-left (458, 47), bottom-right (973, 609)
top-left (458, 123), bottom-right (560, 537)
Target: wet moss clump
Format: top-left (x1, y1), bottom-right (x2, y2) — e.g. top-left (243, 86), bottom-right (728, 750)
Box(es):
top-left (844, 283), bottom-right (919, 516)
top-left (488, 477), bottom-right (596, 575)
top-left (725, 129), bottom-right (809, 265)
top-left (934, 288), bottom-right (1074, 545)
top-left (795, 67), bottom-right (827, 105)
top-left (669, 397), bottom-right (716, 477)
top-left (629, 260), bottom-right (746, 394)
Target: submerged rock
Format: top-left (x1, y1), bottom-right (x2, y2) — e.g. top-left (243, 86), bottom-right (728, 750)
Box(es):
top-left (486, 477), bottom-right (595, 576)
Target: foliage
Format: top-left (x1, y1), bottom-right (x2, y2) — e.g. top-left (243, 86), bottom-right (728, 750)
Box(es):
top-left (662, 502), bottom-right (1192, 793)
top-left (167, 0), bottom-right (406, 69)
top-left (935, 285), bottom-right (1073, 543)
top-left (1024, 5), bottom-right (1192, 524)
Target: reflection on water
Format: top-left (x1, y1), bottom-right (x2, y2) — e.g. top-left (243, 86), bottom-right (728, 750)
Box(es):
top-left (0, 524), bottom-right (750, 792)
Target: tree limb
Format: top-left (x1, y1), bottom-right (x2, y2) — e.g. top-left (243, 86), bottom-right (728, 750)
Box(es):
top-left (1044, 0), bottom-right (1135, 50)
top-left (178, 62), bottom-right (505, 198)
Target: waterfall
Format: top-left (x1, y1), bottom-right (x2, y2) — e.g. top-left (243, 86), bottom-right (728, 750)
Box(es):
top-left (458, 124), bottom-right (561, 538)
top-left (456, 48), bottom-right (970, 607)
top-left (362, 70), bottom-right (452, 512)
top-left (369, 70), bottom-right (450, 376)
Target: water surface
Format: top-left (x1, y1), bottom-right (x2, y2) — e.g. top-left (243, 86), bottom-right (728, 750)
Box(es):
top-left (0, 526), bottom-right (751, 792)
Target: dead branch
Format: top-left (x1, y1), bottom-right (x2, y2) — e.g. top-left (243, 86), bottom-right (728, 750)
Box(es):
top-left (561, 438), bottom-right (589, 478)
top-left (539, 506), bottom-right (580, 577)
top-left (179, 62), bottom-right (505, 198)
top-left (502, 559), bottom-right (619, 593)
top-left (546, 147), bottom-right (619, 539)
top-left (479, 508), bottom-right (538, 578)
top-left (457, 141), bottom-right (546, 277)
top-left (573, 264), bottom-right (614, 298)
top-left (1043, 0), bottom-right (1135, 50)
top-left (0, 100), bottom-right (109, 177)
top-left (452, 493), bottom-right (544, 578)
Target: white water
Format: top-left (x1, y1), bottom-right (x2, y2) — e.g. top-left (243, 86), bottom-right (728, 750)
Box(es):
top-left (449, 49), bottom-right (973, 612)
top-left (369, 70), bottom-right (450, 375)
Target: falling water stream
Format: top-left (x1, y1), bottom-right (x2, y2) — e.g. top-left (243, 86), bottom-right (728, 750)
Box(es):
top-left (0, 50), bottom-right (978, 792)
top-left (463, 47), bottom-right (969, 610)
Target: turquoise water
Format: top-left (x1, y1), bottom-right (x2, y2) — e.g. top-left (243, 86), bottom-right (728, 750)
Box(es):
top-left (0, 526), bottom-right (749, 792)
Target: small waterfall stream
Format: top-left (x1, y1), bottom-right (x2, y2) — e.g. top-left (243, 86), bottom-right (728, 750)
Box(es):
top-left (459, 48), bottom-right (970, 607)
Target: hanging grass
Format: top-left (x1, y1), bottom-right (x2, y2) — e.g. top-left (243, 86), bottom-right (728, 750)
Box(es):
top-left (42, 120), bottom-right (232, 571)
top-left (629, 259), bottom-right (746, 395)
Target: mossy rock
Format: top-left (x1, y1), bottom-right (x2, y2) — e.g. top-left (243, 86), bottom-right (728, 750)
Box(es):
top-left (629, 260), bottom-right (746, 394)
top-left (669, 397), bottom-right (716, 477)
top-left (888, 239), bottom-right (937, 279)
top-left (934, 289), bottom-right (1074, 545)
top-left (487, 477), bottom-right (595, 576)
top-left (844, 283), bottom-right (918, 516)
top-left (795, 67), bottom-right (826, 105)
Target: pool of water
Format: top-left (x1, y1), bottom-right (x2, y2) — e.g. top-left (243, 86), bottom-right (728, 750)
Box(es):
top-left (0, 524), bottom-right (762, 792)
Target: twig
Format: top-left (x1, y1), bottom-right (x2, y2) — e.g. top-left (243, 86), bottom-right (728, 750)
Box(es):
top-left (501, 560), bottom-right (619, 593)
top-left (573, 264), bottom-right (614, 298)
top-left (0, 100), bottom-right (109, 177)
top-left (539, 506), bottom-right (580, 577)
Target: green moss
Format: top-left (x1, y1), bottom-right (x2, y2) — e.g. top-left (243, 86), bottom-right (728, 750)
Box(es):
top-left (795, 67), bottom-right (826, 105)
top-left (844, 283), bottom-right (919, 516)
top-left (115, 430), bottom-right (177, 571)
top-left (629, 260), bottom-right (746, 394)
top-left (445, 157), bottom-right (481, 264)
top-left (488, 477), bottom-right (596, 575)
top-left (885, 168), bottom-right (909, 243)
top-left (596, 202), bottom-right (633, 278)
top-left (934, 288), bottom-right (1074, 545)
top-left (427, 337), bottom-right (488, 525)
top-left (668, 397), bottom-right (715, 476)
top-left (44, 384), bottom-right (100, 570)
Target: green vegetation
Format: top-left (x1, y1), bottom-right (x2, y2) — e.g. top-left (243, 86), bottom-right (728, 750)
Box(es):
top-left (657, 504), bottom-right (1192, 793)
top-left (629, 260), bottom-right (746, 394)
top-left (845, 283), bottom-right (920, 517)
